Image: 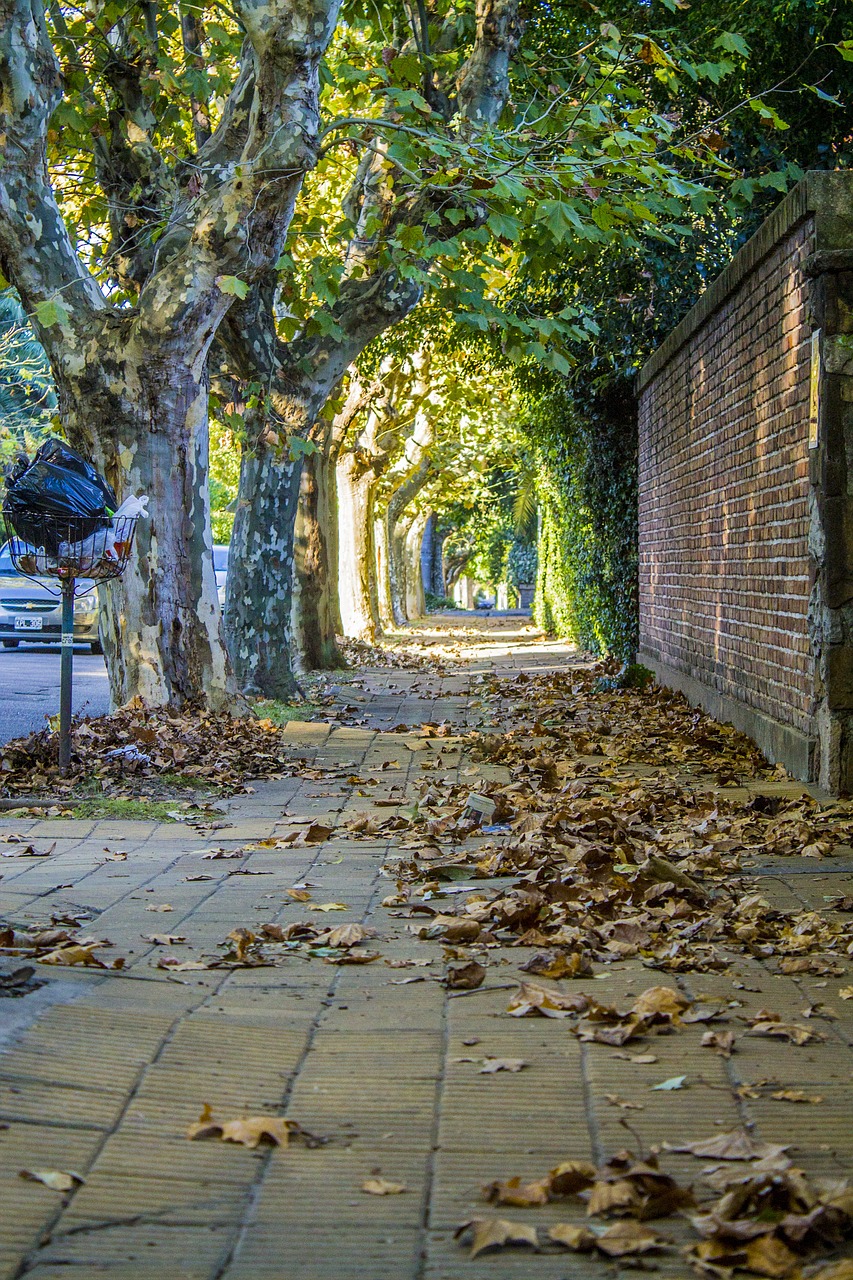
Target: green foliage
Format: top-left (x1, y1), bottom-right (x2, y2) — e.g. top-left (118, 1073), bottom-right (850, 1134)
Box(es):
top-left (425, 590), bottom-right (460, 612)
top-left (531, 382), bottom-right (638, 662)
top-left (0, 291), bottom-right (57, 460)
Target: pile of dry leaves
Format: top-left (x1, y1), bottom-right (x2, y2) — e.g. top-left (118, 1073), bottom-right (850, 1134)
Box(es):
top-left (460, 1131), bottom-right (853, 1276)
top-left (0, 705), bottom-right (298, 798)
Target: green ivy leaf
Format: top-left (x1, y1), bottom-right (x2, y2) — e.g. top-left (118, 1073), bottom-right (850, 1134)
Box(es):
top-left (218, 276), bottom-right (250, 299)
top-left (34, 297), bottom-right (70, 329)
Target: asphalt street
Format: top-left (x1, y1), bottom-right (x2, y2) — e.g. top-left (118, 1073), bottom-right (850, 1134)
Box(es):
top-left (0, 645), bottom-right (110, 745)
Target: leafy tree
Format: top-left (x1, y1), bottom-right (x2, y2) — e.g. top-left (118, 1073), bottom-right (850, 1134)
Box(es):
top-left (0, 291), bottom-right (56, 459)
top-left (0, 0), bottom-right (345, 708)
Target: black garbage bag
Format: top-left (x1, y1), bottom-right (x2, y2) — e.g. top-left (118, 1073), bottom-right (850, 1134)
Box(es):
top-left (3, 438), bottom-right (117, 555)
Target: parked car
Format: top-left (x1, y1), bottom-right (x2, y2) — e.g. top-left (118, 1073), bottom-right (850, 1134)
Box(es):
top-left (0, 541), bottom-right (101, 652)
top-left (214, 543), bottom-right (229, 607)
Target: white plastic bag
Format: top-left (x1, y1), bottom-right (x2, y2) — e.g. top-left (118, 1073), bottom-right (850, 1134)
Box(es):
top-left (113, 494), bottom-right (149, 520)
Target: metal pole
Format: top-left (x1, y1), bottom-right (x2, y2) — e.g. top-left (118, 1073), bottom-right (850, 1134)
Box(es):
top-left (59, 576), bottom-right (74, 774)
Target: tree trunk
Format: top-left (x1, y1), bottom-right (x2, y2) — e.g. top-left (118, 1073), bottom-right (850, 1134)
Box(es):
top-left (223, 439), bottom-right (302, 698)
top-left (291, 448), bottom-right (344, 670)
top-left (61, 349), bottom-right (232, 710)
top-left (337, 451), bottom-right (380, 641)
top-left (405, 512), bottom-right (428, 619)
top-left (388, 514), bottom-right (408, 627)
top-left (375, 512), bottom-right (394, 630)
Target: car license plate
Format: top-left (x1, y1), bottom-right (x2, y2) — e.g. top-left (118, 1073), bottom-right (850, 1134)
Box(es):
top-left (14, 615), bottom-right (43, 631)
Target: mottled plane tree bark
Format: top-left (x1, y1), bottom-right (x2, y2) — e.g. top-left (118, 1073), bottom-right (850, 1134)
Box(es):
top-left (0, 0), bottom-right (341, 708)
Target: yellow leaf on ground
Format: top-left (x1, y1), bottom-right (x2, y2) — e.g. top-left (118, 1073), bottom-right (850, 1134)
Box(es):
top-left (315, 903), bottom-right (349, 912)
top-left (595, 1221), bottom-right (669, 1257)
top-left (483, 1175), bottom-right (551, 1207)
top-left (361, 1178), bottom-right (407, 1195)
top-left (455, 1217), bottom-right (539, 1258)
top-left (187, 1105), bottom-right (298, 1149)
top-left (37, 945), bottom-right (105, 968)
top-left (547, 1223), bottom-right (595, 1251)
top-left (19, 1169), bottom-right (85, 1192)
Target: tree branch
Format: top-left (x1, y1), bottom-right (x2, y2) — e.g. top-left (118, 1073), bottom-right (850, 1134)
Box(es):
top-left (0, 0), bottom-right (106, 343)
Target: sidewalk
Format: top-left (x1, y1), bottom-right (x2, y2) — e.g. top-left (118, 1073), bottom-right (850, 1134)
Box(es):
top-left (1, 617), bottom-right (851, 1279)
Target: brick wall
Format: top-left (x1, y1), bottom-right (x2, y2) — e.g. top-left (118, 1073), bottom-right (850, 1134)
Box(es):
top-left (636, 173), bottom-right (853, 792)
top-left (638, 219), bottom-right (815, 735)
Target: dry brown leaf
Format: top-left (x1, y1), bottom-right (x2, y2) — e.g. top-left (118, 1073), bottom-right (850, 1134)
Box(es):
top-left (157, 957), bottom-right (209, 972)
top-left (145, 903), bottom-right (174, 913)
top-left (314, 902), bottom-right (349, 912)
top-left (19, 1168), bottom-right (85, 1192)
top-left (186, 1105), bottom-right (297, 1148)
top-left (37, 944), bottom-right (105, 968)
top-left (286, 888), bottom-right (313, 901)
top-left (668, 1130), bottom-right (788, 1162)
top-left (483, 1175), bottom-right (551, 1208)
top-left (595, 1220), bottom-right (669, 1257)
top-left (839, 986), bottom-right (853, 1000)
top-left (548, 1161), bottom-right (598, 1197)
top-left (507, 981), bottom-right (588, 1019)
top-left (630, 985), bottom-right (690, 1019)
top-left (479, 1058), bottom-right (527, 1074)
top-left (455, 1217), bottom-right (539, 1258)
top-left (742, 1234), bottom-right (801, 1278)
top-left (446, 960), bottom-right (486, 990)
top-left (702, 1029), bottom-right (736, 1057)
top-left (322, 923), bottom-right (376, 949)
top-left (361, 1178), bottom-right (407, 1195)
top-left (749, 1020), bottom-right (826, 1046)
top-left (547, 1223), bottom-right (595, 1251)
top-left (323, 948), bottom-right (381, 965)
top-left (519, 950), bottom-right (592, 980)
top-left (770, 1089), bottom-right (823, 1104)
top-left (604, 1094), bottom-right (644, 1110)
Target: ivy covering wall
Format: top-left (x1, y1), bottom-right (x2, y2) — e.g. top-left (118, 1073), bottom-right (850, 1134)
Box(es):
top-left (530, 382), bottom-right (638, 661)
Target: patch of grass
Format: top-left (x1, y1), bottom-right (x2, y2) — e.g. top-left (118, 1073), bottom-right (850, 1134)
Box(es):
top-left (158, 771), bottom-right (211, 791)
top-left (67, 796), bottom-right (200, 821)
top-left (253, 699), bottom-right (312, 726)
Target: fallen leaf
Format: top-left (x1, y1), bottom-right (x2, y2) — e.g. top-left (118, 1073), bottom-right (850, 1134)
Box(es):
top-left (323, 948), bottom-right (381, 965)
top-left (314, 902), bottom-right (349, 912)
top-left (839, 986), bottom-right (853, 1000)
top-left (322, 923), bottom-right (376, 949)
top-left (143, 934), bottom-right (186, 946)
top-left (37, 945), bottom-right (106, 968)
top-left (507, 981), bottom-right (589, 1019)
top-left (595, 1220), bottom-right (669, 1257)
top-left (187, 1105), bottom-right (300, 1149)
top-left (611, 1051), bottom-right (658, 1064)
top-left (604, 1094), bottom-right (644, 1110)
top-left (145, 903), bottom-right (174, 913)
top-left (483, 1175), bottom-right (551, 1207)
top-left (19, 1168), bottom-right (85, 1192)
top-left (702, 1029), bottom-right (736, 1057)
top-left (455, 1217), bottom-right (539, 1258)
top-left (446, 960), bottom-right (486, 990)
top-left (157, 957), bottom-right (209, 972)
top-left (547, 1223), bottom-right (595, 1251)
top-left (547, 1161), bottom-right (598, 1196)
top-left (668, 1130), bottom-right (788, 1161)
top-left (652, 1075), bottom-right (686, 1091)
top-left (631, 985), bottom-right (690, 1019)
top-left (480, 1058), bottom-right (528, 1074)
top-left (770, 1090), bottom-right (823, 1104)
top-left (286, 888), bottom-right (313, 901)
top-left (361, 1178), bottom-right (407, 1195)
top-left (743, 1233), bottom-right (801, 1277)
top-left (749, 1020), bottom-right (826, 1046)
